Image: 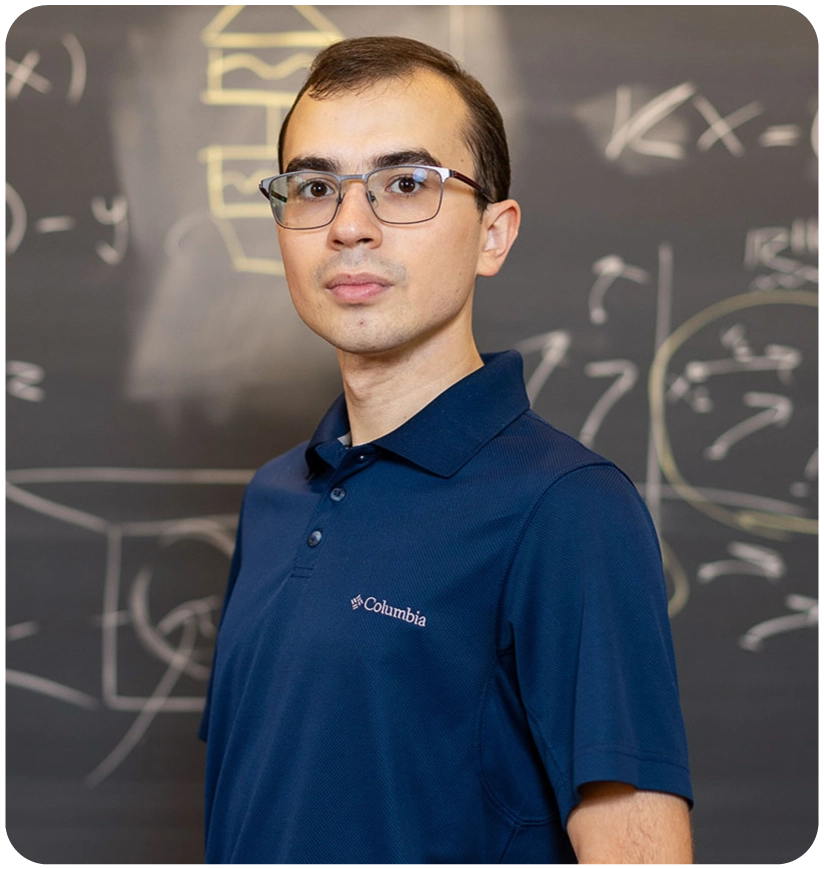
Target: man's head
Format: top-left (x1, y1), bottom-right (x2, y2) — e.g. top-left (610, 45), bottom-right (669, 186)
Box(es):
top-left (278, 36), bottom-right (511, 208)
top-left (273, 37), bottom-right (520, 363)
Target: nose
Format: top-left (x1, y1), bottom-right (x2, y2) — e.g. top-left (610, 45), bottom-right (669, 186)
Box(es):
top-left (327, 179), bottom-right (383, 249)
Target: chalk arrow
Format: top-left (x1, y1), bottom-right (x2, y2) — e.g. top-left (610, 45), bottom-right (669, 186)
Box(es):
top-left (587, 255), bottom-right (650, 325)
top-left (668, 345), bottom-right (801, 406)
top-left (697, 542), bottom-right (785, 583)
top-left (684, 345), bottom-right (801, 384)
top-left (516, 330), bottom-right (571, 406)
top-left (739, 595), bottom-right (818, 652)
top-left (704, 392), bottom-right (792, 461)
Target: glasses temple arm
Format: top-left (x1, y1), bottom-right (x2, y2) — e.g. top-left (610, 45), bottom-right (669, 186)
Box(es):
top-left (449, 169), bottom-right (493, 202)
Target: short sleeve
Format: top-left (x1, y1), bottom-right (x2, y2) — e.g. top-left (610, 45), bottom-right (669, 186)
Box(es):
top-left (500, 463), bottom-right (692, 826)
top-left (198, 493), bottom-right (246, 743)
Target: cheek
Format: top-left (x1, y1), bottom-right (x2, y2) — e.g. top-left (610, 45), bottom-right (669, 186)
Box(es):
top-left (447, 213), bottom-right (487, 266)
top-left (281, 262), bottom-right (320, 326)
top-left (277, 229), bottom-right (314, 273)
top-left (279, 238), bottom-right (317, 301)
top-left (441, 235), bottom-right (484, 291)
top-left (421, 220), bottom-right (482, 277)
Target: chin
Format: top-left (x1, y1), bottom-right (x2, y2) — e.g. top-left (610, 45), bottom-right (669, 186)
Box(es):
top-left (330, 330), bottom-right (414, 359)
top-left (336, 339), bottom-right (404, 358)
top-left (311, 319), bottom-right (406, 357)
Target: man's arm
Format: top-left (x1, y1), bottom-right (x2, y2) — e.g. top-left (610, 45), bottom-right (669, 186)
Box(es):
top-left (567, 781), bottom-right (693, 863)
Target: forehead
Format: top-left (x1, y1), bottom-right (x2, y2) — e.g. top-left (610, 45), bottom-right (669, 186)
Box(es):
top-left (281, 70), bottom-right (473, 172)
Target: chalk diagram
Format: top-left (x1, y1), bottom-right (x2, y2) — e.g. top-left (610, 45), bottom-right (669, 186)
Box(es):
top-left (649, 290), bottom-right (817, 539)
top-left (199, 5), bottom-right (342, 275)
top-left (5, 468), bottom-right (252, 786)
top-left (649, 289), bottom-right (818, 652)
top-left (518, 248), bottom-right (817, 645)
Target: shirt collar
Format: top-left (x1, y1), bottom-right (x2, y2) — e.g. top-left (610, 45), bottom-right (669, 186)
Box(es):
top-left (306, 350), bottom-right (530, 478)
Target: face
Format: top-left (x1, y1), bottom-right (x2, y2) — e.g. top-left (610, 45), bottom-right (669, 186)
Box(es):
top-left (277, 70), bottom-right (506, 361)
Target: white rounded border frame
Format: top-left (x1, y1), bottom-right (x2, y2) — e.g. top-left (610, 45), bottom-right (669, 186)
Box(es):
top-left (0, 0), bottom-right (32, 33)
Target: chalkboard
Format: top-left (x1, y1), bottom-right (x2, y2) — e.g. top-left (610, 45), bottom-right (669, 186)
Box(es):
top-left (5, 6), bottom-right (818, 863)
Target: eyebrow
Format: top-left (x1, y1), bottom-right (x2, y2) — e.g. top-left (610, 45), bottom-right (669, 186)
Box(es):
top-left (284, 149), bottom-right (443, 175)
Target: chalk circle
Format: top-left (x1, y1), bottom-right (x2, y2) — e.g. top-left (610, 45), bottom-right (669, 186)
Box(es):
top-left (662, 539), bottom-right (689, 617)
top-left (649, 290), bottom-right (817, 540)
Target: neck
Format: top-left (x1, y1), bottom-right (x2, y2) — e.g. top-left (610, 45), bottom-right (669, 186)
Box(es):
top-left (338, 335), bottom-right (483, 446)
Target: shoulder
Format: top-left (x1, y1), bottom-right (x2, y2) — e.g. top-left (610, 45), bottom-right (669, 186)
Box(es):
top-left (236, 440), bottom-right (312, 520)
top-left (498, 416), bottom-right (663, 610)
top-left (514, 453), bottom-right (660, 573)
top-left (491, 407), bottom-right (633, 498)
top-left (249, 440), bottom-right (311, 486)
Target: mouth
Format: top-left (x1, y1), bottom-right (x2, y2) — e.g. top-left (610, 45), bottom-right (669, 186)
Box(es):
top-left (325, 273), bottom-right (393, 303)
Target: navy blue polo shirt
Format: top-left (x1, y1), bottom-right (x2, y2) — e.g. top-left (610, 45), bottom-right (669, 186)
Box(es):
top-left (200, 351), bottom-right (692, 863)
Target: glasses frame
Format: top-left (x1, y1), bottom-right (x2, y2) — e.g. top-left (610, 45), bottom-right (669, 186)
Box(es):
top-left (258, 164), bottom-right (492, 230)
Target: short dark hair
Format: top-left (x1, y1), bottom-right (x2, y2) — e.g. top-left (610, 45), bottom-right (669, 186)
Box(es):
top-left (277, 36), bottom-right (511, 207)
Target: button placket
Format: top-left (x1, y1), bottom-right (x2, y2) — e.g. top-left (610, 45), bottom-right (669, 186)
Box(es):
top-left (292, 447), bottom-right (376, 574)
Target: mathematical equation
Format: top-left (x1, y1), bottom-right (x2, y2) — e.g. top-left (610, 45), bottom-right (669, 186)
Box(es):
top-left (6, 183), bottom-right (129, 264)
top-left (7, 360), bottom-right (45, 402)
top-left (575, 81), bottom-right (818, 173)
top-left (745, 219), bottom-right (818, 291)
top-left (6, 32), bottom-right (86, 104)
top-left (7, 27), bottom-right (131, 261)
top-left (587, 218), bottom-right (817, 320)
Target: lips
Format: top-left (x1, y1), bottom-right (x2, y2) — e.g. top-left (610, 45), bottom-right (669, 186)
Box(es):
top-left (325, 273), bottom-right (392, 303)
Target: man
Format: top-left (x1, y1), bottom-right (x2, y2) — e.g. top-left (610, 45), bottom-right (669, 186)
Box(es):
top-left (200, 36), bottom-right (693, 863)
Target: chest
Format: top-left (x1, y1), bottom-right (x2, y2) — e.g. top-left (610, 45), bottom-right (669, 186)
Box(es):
top-left (218, 454), bottom-right (530, 699)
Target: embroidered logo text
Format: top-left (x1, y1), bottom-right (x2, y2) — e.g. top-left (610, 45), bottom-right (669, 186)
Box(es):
top-left (351, 594), bottom-right (427, 627)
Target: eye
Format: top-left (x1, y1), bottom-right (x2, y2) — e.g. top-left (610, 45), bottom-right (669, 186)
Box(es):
top-left (390, 175), bottom-right (420, 195)
top-left (292, 175), bottom-right (337, 200)
top-left (385, 168), bottom-right (430, 196)
top-left (306, 180), bottom-right (334, 198)
top-left (311, 180), bottom-right (333, 197)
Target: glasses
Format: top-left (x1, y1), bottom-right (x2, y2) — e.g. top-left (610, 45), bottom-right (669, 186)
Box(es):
top-left (259, 164), bottom-right (491, 230)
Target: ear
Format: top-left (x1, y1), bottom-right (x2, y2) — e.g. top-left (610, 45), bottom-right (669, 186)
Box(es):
top-left (476, 199), bottom-right (521, 278)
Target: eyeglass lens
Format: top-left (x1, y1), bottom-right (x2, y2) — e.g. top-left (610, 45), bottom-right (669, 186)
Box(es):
top-left (268, 166), bottom-right (445, 229)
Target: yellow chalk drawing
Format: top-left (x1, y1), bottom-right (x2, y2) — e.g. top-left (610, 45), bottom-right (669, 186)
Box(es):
top-left (200, 6), bottom-right (342, 274)
top-left (200, 144), bottom-right (274, 220)
top-left (208, 52), bottom-right (317, 85)
top-left (662, 539), bottom-right (690, 617)
top-left (202, 5), bottom-right (340, 48)
top-left (649, 290), bottom-right (817, 539)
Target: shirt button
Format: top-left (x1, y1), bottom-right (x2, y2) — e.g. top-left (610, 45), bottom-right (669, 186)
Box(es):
top-left (307, 530), bottom-right (322, 548)
top-left (330, 487), bottom-right (346, 502)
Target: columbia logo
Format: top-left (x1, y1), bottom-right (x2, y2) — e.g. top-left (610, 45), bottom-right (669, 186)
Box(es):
top-left (350, 593), bottom-right (427, 627)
